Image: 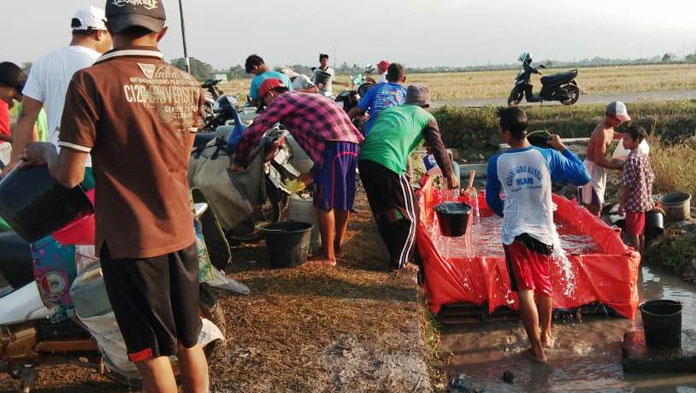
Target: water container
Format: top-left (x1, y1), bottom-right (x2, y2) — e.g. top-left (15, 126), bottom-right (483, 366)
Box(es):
top-left (640, 299), bottom-right (682, 348)
top-left (660, 192), bottom-right (691, 222)
top-left (70, 263), bottom-right (112, 319)
top-left (645, 208), bottom-right (665, 238)
top-left (0, 166), bottom-right (92, 242)
top-left (314, 70), bottom-right (332, 87)
top-left (435, 202), bottom-right (472, 237)
top-left (261, 221), bottom-right (313, 268)
top-left (287, 196), bottom-right (320, 253)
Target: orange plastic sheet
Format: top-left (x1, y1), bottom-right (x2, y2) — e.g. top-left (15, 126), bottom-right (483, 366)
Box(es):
top-left (416, 177), bottom-right (641, 319)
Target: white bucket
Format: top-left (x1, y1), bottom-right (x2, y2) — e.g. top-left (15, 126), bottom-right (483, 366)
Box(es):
top-left (287, 196), bottom-right (320, 254)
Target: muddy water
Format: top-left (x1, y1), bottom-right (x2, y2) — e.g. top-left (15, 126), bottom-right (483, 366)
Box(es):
top-left (441, 265), bottom-right (696, 392)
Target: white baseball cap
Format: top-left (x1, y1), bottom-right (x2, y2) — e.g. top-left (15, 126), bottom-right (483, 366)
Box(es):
top-left (606, 101), bottom-right (631, 122)
top-left (71, 6), bottom-right (108, 31)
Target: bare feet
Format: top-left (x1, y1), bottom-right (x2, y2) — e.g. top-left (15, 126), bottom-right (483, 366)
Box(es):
top-left (402, 262), bottom-right (420, 272)
top-left (305, 255), bottom-right (337, 267)
top-left (334, 242), bottom-right (343, 257)
top-left (526, 347), bottom-right (547, 363)
top-left (541, 333), bottom-right (555, 349)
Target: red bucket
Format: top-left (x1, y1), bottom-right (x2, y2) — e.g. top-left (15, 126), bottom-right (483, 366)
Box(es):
top-left (52, 190), bottom-right (95, 245)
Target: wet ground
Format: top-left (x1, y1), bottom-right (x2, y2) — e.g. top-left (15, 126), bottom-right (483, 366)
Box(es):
top-left (433, 89), bottom-right (696, 108)
top-left (440, 264), bottom-right (696, 392)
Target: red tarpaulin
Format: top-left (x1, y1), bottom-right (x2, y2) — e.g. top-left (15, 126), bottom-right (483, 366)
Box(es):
top-left (416, 176), bottom-right (641, 319)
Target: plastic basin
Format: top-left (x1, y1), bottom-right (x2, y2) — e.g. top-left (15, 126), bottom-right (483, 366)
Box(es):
top-left (640, 299), bottom-right (683, 348)
top-left (660, 192), bottom-right (691, 222)
top-left (261, 221), bottom-right (313, 268)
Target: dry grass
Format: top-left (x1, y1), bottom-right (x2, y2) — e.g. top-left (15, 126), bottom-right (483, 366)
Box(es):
top-left (217, 64), bottom-right (696, 102)
top-left (0, 191), bottom-right (436, 393)
top-left (648, 134), bottom-right (696, 197)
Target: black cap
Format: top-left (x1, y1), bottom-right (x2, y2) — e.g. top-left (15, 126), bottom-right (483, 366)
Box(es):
top-left (105, 0), bottom-right (166, 34)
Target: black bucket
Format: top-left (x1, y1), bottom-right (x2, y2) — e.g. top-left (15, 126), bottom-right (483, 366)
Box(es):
top-left (315, 70), bottom-right (332, 86)
top-left (640, 299), bottom-right (683, 348)
top-left (645, 208), bottom-right (665, 238)
top-left (0, 167), bottom-right (92, 242)
top-left (261, 221), bottom-right (313, 268)
top-left (435, 202), bottom-right (472, 237)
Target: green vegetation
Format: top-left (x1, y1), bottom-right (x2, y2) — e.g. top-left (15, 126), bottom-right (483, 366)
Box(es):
top-left (433, 100), bottom-right (696, 154)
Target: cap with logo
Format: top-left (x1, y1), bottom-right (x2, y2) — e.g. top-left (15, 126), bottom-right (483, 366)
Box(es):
top-left (606, 101), bottom-right (631, 122)
top-left (258, 78), bottom-right (286, 100)
top-left (405, 84), bottom-right (431, 107)
top-left (105, 0), bottom-right (166, 34)
top-left (377, 60), bottom-right (390, 73)
top-left (72, 6), bottom-right (108, 31)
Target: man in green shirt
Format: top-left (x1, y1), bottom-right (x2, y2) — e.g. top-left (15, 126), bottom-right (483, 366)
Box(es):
top-left (359, 85), bottom-right (459, 270)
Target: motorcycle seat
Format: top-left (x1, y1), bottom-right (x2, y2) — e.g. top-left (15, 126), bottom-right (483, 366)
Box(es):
top-left (540, 70), bottom-right (578, 86)
top-left (0, 232), bottom-right (34, 288)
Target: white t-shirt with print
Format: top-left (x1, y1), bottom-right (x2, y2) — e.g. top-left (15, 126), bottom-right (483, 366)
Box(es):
top-left (23, 45), bottom-right (101, 166)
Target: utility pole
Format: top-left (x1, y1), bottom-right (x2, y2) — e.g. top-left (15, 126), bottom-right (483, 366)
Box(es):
top-left (177, 0), bottom-right (191, 73)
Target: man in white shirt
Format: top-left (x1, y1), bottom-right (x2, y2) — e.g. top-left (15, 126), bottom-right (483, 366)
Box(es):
top-left (277, 66), bottom-right (317, 93)
top-left (7, 6), bottom-right (111, 172)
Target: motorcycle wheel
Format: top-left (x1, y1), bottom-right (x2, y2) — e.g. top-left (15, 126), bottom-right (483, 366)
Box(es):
top-left (560, 85), bottom-right (580, 105)
top-left (104, 285), bottom-right (226, 388)
top-left (507, 88), bottom-right (524, 106)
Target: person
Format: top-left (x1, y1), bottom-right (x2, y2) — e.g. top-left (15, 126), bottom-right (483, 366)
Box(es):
top-left (619, 125), bottom-right (654, 254)
top-left (20, 1), bottom-right (209, 392)
top-left (244, 54), bottom-right (292, 107)
top-left (277, 66), bottom-right (317, 93)
top-left (581, 101), bottom-right (631, 216)
top-left (518, 52), bottom-right (541, 100)
top-left (0, 62), bottom-right (48, 167)
top-left (310, 53), bottom-right (346, 98)
top-left (7, 6), bottom-right (111, 173)
top-left (486, 107), bottom-right (590, 362)
top-left (376, 60), bottom-right (390, 83)
top-left (359, 85), bottom-right (458, 270)
top-left (347, 63), bottom-right (407, 136)
top-left (231, 78), bottom-right (364, 266)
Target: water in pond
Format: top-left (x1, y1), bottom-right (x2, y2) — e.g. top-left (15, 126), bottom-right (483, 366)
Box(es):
top-left (440, 264), bottom-right (696, 392)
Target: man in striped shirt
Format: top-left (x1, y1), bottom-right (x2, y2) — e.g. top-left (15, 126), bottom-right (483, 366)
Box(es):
top-left (232, 78), bottom-right (364, 266)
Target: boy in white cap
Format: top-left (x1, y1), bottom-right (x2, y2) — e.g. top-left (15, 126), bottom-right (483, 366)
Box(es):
top-left (581, 101), bottom-right (631, 216)
top-left (7, 6), bottom-right (111, 178)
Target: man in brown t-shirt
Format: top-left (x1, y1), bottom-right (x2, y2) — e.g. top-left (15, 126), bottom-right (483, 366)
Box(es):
top-left (20, 1), bottom-right (209, 392)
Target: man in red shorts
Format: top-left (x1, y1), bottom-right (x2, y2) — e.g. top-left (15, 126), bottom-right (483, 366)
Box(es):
top-left (20, 1), bottom-right (209, 391)
top-left (619, 125), bottom-right (654, 254)
top-left (486, 107), bottom-right (590, 362)
top-left (231, 78), bottom-right (364, 266)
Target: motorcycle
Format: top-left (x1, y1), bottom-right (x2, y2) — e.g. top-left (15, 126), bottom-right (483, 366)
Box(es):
top-left (189, 103), bottom-right (311, 243)
top-left (334, 64), bottom-right (378, 130)
top-left (201, 79), bottom-right (224, 126)
top-left (0, 202), bottom-right (246, 392)
top-left (508, 63), bottom-right (581, 106)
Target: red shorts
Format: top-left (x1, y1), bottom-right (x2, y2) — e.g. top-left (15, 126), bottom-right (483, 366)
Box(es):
top-left (504, 239), bottom-right (552, 296)
top-left (625, 211), bottom-right (646, 237)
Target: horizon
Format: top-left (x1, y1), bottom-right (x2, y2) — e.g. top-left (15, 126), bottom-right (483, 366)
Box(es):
top-left (1, 0), bottom-right (696, 70)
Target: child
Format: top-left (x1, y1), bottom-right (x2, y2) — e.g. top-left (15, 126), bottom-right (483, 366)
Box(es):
top-left (486, 107), bottom-right (590, 362)
top-left (619, 125), bottom-right (654, 254)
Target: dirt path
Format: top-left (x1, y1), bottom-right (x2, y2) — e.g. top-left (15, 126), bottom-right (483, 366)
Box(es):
top-left (433, 89), bottom-right (696, 108)
top-left (0, 191), bottom-right (434, 393)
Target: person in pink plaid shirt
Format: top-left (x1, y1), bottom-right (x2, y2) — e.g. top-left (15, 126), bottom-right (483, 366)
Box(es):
top-left (231, 78), bottom-right (364, 266)
top-left (619, 125), bottom-right (655, 254)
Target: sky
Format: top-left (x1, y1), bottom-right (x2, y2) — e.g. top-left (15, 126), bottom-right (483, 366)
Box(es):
top-left (2, 0), bottom-right (696, 70)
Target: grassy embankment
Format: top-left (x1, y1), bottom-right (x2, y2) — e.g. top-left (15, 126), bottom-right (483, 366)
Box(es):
top-left (219, 63), bottom-right (696, 101)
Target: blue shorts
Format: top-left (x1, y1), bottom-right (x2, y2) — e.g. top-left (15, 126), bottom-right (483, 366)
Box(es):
top-left (313, 142), bottom-right (358, 211)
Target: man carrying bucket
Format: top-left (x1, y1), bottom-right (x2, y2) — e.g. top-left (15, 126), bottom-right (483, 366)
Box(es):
top-left (20, 1), bottom-right (210, 391)
top-left (358, 85), bottom-right (458, 270)
top-left (231, 78), bottom-right (364, 267)
top-left (486, 107), bottom-right (589, 362)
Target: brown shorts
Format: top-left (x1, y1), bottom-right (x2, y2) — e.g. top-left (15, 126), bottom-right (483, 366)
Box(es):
top-left (100, 242), bottom-right (201, 362)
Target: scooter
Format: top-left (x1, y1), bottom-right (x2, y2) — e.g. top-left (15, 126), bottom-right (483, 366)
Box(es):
top-left (189, 106), bottom-right (311, 242)
top-left (508, 62), bottom-right (581, 106)
top-left (0, 203), bottom-right (246, 392)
